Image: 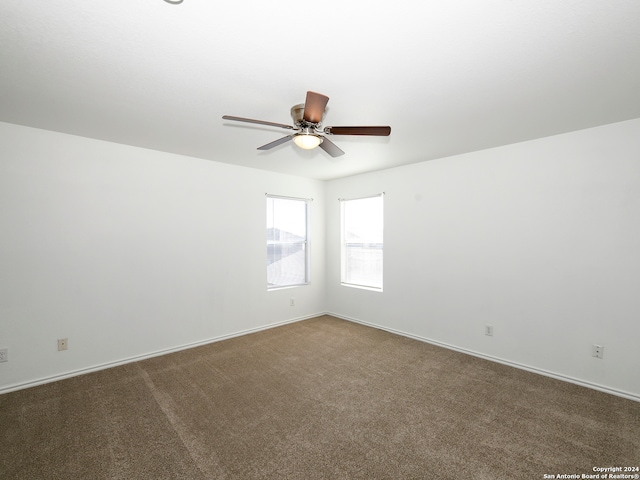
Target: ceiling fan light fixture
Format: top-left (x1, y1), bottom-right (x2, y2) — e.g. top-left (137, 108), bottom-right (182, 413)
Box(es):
top-left (293, 133), bottom-right (323, 150)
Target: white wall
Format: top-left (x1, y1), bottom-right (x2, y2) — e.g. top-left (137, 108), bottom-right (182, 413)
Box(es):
top-left (2, 118), bottom-right (639, 400)
top-left (326, 118), bottom-right (640, 400)
top-left (0, 122), bottom-right (326, 392)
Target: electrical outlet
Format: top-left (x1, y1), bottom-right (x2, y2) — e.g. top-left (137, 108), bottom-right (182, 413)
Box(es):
top-left (290, 297), bottom-right (295, 307)
top-left (0, 348), bottom-right (8, 363)
top-left (592, 344), bottom-right (604, 359)
top-left (58, 338), bottom-right (68, 351)
top-left (484, 324), bottom-right (494, 336)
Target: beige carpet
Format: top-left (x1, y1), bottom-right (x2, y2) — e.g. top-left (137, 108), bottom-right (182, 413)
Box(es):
top-left (1, 315), bottom-right (638, 479)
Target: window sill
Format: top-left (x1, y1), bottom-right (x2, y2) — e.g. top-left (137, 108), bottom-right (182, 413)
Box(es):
top-left (341, 283), bottom-right (383, 292)
top-left (267, 283), bottom-right (310, 291)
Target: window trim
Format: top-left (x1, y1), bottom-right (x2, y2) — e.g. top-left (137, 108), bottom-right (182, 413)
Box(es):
top-left (339, 193), bottom-right (384, 292)
top-left (266, 194), bottom-right (311, 290)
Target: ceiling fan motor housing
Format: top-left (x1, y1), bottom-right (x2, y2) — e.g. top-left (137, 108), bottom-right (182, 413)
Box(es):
top-left (290, 104), bottom-right (305, 124)
top-left (291, 103), bottom-right (324, 147)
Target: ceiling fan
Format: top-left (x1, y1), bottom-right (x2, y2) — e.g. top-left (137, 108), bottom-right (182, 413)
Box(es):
top-left (222, 91), bottom-right (391, 157)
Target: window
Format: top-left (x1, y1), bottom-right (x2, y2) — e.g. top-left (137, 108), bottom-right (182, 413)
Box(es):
top-left (267, 195), bottom-right (310, 289)
top-left (340, 194), bottom-right (384, 290)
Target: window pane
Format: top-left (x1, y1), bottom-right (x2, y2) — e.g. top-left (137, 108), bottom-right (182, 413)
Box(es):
top-left (341, 195), bottom-right (383, 290)
top-left (267, 198), bottom-right (307, 239)
top-left (343, 197), bottom-right (384, 244)
top-left (267, 196), bottom-right (309, 289)
top-left (344, 243), bottom-right (383, 288)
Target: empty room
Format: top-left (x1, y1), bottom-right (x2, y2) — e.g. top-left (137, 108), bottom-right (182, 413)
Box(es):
top-left (1, 1), bottom-right (639, 479)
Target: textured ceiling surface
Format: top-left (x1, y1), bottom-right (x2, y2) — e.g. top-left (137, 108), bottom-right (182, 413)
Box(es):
top-left (2, 1), bottom-right (640, 180)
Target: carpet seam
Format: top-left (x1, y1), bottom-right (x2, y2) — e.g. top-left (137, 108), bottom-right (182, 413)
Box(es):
top-left (137, 365), bottom-right (225, 480)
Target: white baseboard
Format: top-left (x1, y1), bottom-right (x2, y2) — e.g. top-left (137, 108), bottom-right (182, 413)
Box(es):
top-left (328, 312), bottom-right (640, 403)
top-left (5, 311), bottom-right (638, 403)
top-left (0, 312), bottom-right (325, 395)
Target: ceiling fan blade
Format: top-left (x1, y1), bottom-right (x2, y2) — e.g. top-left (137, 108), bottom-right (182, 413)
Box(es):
top-left (318, 137), bottom-right (345, 157)
top-left (222, 115), bottom-right (294, 130)
top-left (303, 91), bottom-right (329, 124)
top-left (324, 126), bottom-right (391, 136)
top-left (257, 135), bottom-right (294, 150)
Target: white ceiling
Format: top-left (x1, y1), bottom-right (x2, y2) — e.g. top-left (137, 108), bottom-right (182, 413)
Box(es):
top-left (2, 1), bottom-right (640, 180)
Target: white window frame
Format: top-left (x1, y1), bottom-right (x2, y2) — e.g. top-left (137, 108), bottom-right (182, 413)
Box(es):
top-left (267, 194), bottom-right (311, 290)
top-left (340, 193), bottom-right (384, 291)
